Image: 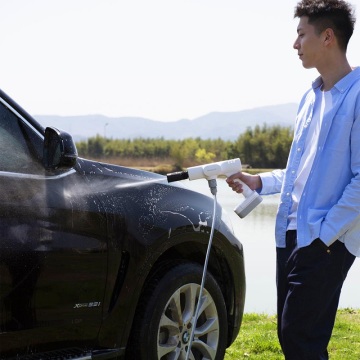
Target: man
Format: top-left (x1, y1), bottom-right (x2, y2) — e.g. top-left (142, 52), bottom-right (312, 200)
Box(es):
top-left (227, 0), bottom-right (360, 359)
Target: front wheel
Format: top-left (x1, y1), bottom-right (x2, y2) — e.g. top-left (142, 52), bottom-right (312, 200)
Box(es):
top-left (128, 262), bottom-right (228, 360)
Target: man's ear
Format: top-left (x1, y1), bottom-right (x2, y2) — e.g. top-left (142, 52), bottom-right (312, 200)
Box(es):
top-left (323, 28), bottom-right (335, 46)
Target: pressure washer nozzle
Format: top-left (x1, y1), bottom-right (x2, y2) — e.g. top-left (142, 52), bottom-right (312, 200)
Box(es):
top-left (166, 170), bottom-right (189, 183)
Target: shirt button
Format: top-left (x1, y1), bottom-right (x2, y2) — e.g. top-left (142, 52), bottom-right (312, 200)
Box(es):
top-left (297, 147), bottom-right (301, 152)
top-left (286, 193), bottom-right (290, 196)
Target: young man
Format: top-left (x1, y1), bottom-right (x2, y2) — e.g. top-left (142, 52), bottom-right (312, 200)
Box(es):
top-left (227, 0), bottom-right (360, 359)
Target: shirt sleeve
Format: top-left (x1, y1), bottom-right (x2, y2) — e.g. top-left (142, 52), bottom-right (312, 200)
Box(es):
top-left (259, 169), bottom-right (285, 195)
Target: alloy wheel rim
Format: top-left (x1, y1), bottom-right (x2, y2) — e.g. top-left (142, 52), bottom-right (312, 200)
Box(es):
top-left (157, 283), bottom-right (219, 359)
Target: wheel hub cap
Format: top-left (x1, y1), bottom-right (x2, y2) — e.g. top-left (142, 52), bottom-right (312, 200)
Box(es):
top-left (182, 331), bottom-right (190, 344)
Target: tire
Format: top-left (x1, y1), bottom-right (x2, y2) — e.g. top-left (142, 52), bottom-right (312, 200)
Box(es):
top-left (127, 262), bottom-right (228, 360)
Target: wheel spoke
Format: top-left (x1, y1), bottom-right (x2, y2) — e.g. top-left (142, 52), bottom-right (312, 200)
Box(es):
top-left (196, 317), bottom-right (219, 337)
top-left (183, 349), bottom-right (196, 360)
top-left (158, 342), bottom-right (180, 358)
top-left (160, 312), bottom-right (181, 330)
top-left (195, 291), bottom-right (213, 320)
top-left (182, 284), bottom-right (198, 323)
top-left (190, 291), bottom-right (220, 359)
top-left (168, 289), bottom-right (184, 324)
top-left (158, 311), bottom-right (181, 358)
top-left (192, 338), bottom-right (217, 359)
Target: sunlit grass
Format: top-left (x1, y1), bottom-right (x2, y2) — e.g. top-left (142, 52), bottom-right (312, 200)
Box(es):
top-left (225, 309), bottom-right (360, 359)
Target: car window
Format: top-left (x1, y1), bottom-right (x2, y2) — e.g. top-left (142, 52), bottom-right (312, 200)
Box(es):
top-left (0, 100), bottom-right (44, 174)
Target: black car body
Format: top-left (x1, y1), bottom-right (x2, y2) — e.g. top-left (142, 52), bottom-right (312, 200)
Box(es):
top-left (0, 88), bottom-right (245, 360)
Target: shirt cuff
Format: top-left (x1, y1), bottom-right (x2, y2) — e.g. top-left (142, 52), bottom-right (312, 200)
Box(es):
top-left (259, 172), bottom-right (276, 194)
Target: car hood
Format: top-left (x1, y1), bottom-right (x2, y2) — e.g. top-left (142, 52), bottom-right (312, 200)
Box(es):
top-left (75, 158), bottom-right (213, 201)
top-left (76, 157), bottom-right (166, 183)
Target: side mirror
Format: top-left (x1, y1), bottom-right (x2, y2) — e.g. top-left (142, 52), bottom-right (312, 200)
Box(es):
top-left (43, 127), bottom-right (78, 170)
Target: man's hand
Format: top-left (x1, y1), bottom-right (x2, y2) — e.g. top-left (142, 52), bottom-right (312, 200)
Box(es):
top-left (226, 172), bottom-right (262, 193)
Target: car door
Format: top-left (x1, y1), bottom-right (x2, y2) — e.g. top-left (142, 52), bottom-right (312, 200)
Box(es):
top-left (0, 99), bottom-right (108, 356)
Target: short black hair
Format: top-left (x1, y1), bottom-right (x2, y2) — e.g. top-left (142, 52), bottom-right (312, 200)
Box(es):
top-left (294, 0), bottom-right (356, 50)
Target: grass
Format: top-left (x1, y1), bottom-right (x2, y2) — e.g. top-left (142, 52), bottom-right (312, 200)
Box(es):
top-left (225, 308), bottom-right (360, 359)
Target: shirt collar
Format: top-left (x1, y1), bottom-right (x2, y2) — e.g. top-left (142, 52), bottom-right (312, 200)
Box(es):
top-left (311, 66), bottom-right (360, 93)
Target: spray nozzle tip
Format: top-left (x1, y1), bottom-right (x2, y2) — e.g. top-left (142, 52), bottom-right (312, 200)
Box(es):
top-left (166, 170), bottom-right (189, 183)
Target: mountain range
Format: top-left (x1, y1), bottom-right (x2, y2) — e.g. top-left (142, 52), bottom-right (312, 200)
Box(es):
top-left (35, 103), bottom-right (298, 142)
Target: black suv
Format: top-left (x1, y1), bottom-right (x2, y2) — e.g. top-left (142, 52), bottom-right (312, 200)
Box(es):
top-left (0, 88), bottom-right (245, 360)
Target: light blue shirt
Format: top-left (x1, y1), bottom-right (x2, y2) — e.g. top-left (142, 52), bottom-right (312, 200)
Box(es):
top-left (259, 67), bottom-right (360, 256)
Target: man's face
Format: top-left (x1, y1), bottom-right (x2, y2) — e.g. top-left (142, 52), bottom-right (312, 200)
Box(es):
top-left (293, 16), bottom-right (324, 69)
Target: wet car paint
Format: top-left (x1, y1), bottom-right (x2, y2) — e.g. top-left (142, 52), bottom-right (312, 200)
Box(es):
top-left (0, 88), bottom-right (246, 359)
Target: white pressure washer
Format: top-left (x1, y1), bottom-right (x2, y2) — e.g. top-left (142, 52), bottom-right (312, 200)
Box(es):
top-left (166, 158), bottom-right (262, 359)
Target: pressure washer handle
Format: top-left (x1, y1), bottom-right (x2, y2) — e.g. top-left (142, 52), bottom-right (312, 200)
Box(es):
top-left (233, 179), bottom-right (263, 218)
top-left (233, 178), bottom-right (254, 198)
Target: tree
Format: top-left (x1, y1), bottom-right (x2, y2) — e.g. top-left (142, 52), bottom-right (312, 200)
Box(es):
top-left (195, 149), bottom-right (216, 163)
top-left (75, 123), bottom-right (293, 169)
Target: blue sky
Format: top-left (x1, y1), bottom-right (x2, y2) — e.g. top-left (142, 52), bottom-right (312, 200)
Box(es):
top-left (1, 0), bottom-right (359, 121)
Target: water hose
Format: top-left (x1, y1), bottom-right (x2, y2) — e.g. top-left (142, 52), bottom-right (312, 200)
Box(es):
top-left (185, 179), bottom-right (218, 360)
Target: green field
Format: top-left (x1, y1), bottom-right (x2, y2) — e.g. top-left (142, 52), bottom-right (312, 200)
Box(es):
top-left (225, 309), bottom-right (360, 359)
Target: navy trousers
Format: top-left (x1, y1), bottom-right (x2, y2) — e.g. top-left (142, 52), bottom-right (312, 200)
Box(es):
top-left (276, 231), bottom-right (355, 360)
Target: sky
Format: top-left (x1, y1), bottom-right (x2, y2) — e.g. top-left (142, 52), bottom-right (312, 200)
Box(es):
top-left (1, 0), bottom-right (360, 122)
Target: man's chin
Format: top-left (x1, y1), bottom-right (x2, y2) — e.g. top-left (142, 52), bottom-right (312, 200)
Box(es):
top-left (302, 62), bottom-right (315, 70)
